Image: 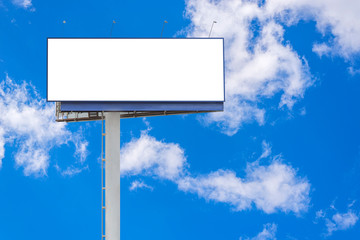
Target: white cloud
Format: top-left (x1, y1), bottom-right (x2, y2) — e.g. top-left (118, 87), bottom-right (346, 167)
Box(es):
top-left (120, 131), bottom-right (187, 180)
top-left (185, 0), bottom-right (313, 135)
top-left (348, 200), bottom-right (356, 208)
top-left (73, 129), bottom-right (89, 164)
top-left (0, 126), bottom-right (5, 168)
top-left (325, 210), bottom-right (358, 236)
top-left (316, 202), bottom-right (359, 236)
top-left (123, 131), bottom-right (310, 214)
top-left (199, 97), bottom-right (265, 136)
top-left (240, 223), bottom-right (277, 240)
top-left (185, 0), bottom-right (360, 135)
top-left (12, 0), bottom-right (34, 10)
top-left (0, 76), bottom-right (88, 176)
top-left (178, 159), bottom-right (310, 214)
top-left (313, 209), bottom-right (326, 224)
top-left (312, 43), bottom-right (331, 58)
top-left (265, 0), bottom-right (360, 58)
top-left (259, 140), bottom-right (272, 160)
top-left (316, 209), bottom-right (326, 219)
top-left (299, 107), bottom-right (306, 116)
top-left (142, 117), bottom-right (151, 130)
top-left (129, 180), bottom-right (153, 191)
top-left (348, 67), bottom-right (360, 76)
top-left (55, 164), bottom-right (89, 177)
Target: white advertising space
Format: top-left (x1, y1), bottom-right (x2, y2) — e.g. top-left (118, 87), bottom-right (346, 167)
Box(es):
top-left (47, 38), bottom-right (224, 102)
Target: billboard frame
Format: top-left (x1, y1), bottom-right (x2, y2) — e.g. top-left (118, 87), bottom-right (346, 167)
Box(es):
top-left (47, 37), bottom-right (225, 113)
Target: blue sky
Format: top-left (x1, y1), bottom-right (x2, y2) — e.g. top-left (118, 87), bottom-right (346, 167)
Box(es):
top-left (0, 0), bottom-right (360, 239)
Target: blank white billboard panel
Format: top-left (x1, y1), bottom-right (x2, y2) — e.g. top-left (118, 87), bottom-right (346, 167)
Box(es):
top-left (47, 38), bottom-right (224, 102)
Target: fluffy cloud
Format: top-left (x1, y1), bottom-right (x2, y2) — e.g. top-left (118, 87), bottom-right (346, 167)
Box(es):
top-left (264, 0), bottom-right (360, 58)
top-left (122, 131), bottom-right (310, 214)
top-left (185, 0), bottom-right (360, 135)
top-left (178, 159), bottom-right (310, 214)
top-left (325, 210), bottom-right (359, 236)
top-left (199, 97), bottom-right (265, 136)
top-left (185, 0), bottom-right (313, 135)
top-left (0, 76), bottom-right (88, 176)
top-left (120, 131), bottom-right (187, 180)
top-left (240, 223), bottom-right (277, 240)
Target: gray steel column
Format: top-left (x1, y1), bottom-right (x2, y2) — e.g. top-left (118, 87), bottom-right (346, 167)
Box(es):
top-left (105, 112), bottom-right (120, 240)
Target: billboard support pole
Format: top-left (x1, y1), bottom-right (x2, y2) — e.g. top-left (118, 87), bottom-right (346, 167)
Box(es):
top-left (105, 112), bottom-right (121, 240)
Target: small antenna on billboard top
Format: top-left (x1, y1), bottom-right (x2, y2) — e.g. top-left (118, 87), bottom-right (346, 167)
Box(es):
top-left (110, 20), bottom-right (116, 37)
top-left (208, 20), bottom-right (217, 38)
top-left (161, 20), bottom-right (168, 37)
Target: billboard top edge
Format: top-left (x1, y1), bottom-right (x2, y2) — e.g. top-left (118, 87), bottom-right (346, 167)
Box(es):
top-left (47, 37), bottom-right (225, 103)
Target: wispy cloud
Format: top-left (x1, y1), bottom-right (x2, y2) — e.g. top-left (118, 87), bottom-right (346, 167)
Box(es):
top-left (314, 209), bottom-right (326, 223)
top-left (259, 140), bottom-right (272, 160)
top-left (315, 202), bottom-right (359, 236)
top-left (11, 0), bottom-right (34, 11)
top-left (121, 131), bottom-right (310, 215)
top-left (55, 164), bottom-right (89, 177)
top-left (240, 223), bottom-right (277, 240)
top-left (73, 128), bottom-right (89, 164)
top-left (0, 76), bottom-right (88, 176)
top-left (348, 67), bottom-right (360, 76)
top-left (0, 127), bottom-right (5, 168)
top-left (325, 210), bottom-right (358, 236)
top-left (129, 180), bottom-right (153, 191)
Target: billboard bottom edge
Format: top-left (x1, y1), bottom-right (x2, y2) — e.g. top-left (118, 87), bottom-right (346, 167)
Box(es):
top-left (60, 102), bottom-right (224, 112)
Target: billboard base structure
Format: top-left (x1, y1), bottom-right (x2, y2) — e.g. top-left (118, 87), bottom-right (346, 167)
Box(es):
top-left (103, 112), bottom-right (120, 240)
top-left (55, 102), bottom-right (223, 240)
top-left (55, 102), bottom-right (222, 122)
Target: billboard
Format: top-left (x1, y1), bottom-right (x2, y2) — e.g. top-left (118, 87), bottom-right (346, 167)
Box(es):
top-left (47, 38), bottom-right (224, 102)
